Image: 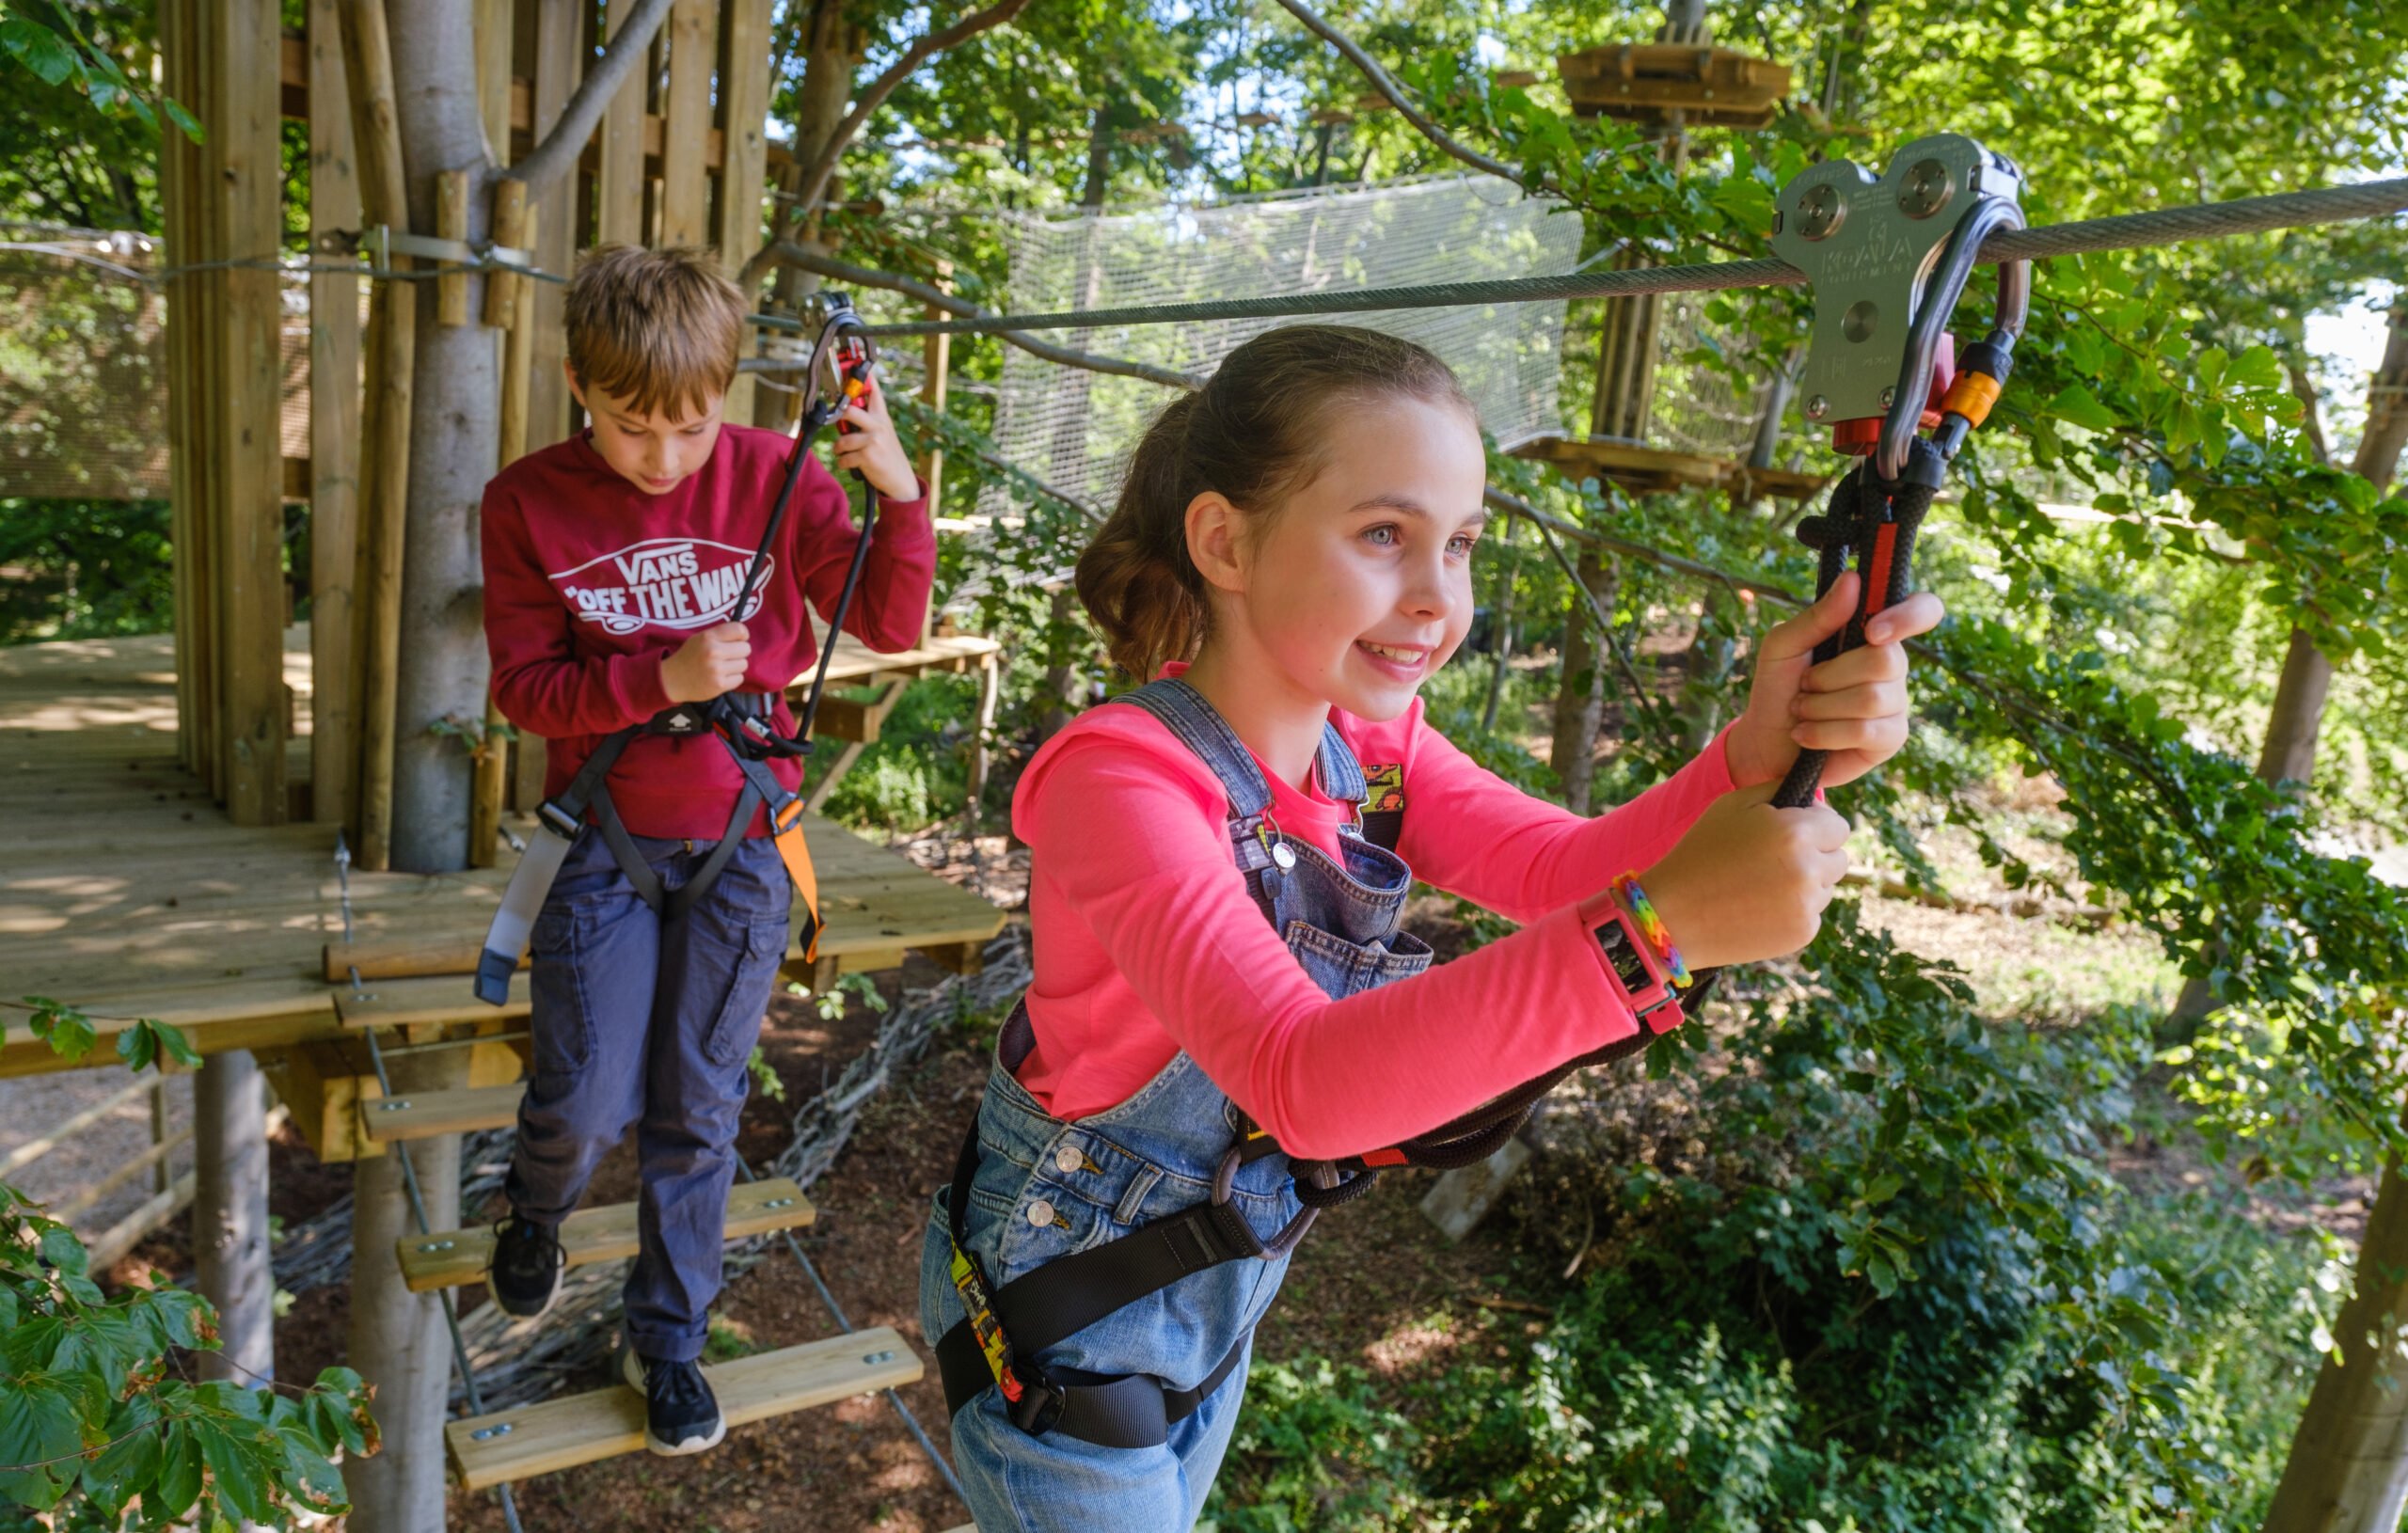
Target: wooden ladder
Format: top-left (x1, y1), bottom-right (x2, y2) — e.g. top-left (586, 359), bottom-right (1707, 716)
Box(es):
top-left (394, 1176), bottom-right (816, 1292)
top-left (445, 1329), bottom-right (923, 1489)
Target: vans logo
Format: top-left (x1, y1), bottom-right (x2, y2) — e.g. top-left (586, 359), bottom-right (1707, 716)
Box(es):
top-left (547, 537), bottom-right (767, 636)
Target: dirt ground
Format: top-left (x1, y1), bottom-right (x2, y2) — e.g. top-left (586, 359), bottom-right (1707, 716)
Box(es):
top-left (46, 785), bottom-right (2383, 1533)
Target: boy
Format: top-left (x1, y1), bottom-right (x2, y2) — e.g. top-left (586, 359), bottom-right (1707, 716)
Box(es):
top-left (477, 245), bottom-right (934, 1455)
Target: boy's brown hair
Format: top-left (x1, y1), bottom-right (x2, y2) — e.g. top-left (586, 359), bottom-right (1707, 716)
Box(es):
top-left (562, 244), bottom-right (746, 420)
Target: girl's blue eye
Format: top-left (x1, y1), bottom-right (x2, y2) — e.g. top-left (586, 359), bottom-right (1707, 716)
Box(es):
top-left (1448, 534), bottom-right (1478, 557)
top-left (1362, 524), bottom-right (1398, 546)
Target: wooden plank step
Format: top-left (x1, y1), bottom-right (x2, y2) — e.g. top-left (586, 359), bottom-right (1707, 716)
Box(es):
top-left (338, 971), bottom-right (530, 1028)
top-left (358, 1082), bottom-right (524, 1144)
top-left (446, 1328), bottom-right (923, 1489)
top-left (396, 1177), bottom-right (815, 1291)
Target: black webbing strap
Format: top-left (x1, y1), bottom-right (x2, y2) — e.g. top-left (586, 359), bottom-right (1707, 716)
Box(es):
top-left (935, 1105), bottom-right (1269, 1446)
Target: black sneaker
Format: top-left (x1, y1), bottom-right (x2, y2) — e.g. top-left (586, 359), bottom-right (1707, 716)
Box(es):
top-left (486, 1213), bottom-right (564, 1320)
top-left (620, 1344), bottom-right (727, 1456)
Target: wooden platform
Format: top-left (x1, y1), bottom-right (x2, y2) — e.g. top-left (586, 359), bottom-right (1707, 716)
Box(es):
top-left (0, 631), bottom-right (1006, 1081)
top-left (396, 1176), bottom-right (814, 1291)
top-left (1556, 43), bottom-right (1792, 129)
top-left (445, 1328), bottom-right (922, 1489)
top-left (1509, 435), bottom-right (1831, 500)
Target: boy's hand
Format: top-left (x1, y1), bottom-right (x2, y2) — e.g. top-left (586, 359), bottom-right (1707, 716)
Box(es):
top-left (1723, 573), bottom-right (1943, 792)
top-left (830, 371), bottom-right (922, 505)
top-left (661, 623), bottom-right (751, 703)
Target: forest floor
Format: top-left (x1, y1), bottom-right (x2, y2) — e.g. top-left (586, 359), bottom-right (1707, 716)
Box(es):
top-left (44, 748), bottom-right (2379, 1533)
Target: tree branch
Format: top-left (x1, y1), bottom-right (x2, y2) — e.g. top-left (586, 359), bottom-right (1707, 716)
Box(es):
top-left (739, 0), bottom-right (1035, 295)
top-left (507, 0), bottom-right (678, 201)
top-left (1271, 0), bottom-right (1523, 185)
top-left (768, 244), bottom-right (1207, 391)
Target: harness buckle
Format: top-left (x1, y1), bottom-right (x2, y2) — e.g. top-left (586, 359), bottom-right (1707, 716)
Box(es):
top-left (535, 799), bottom-right (581, 840)
top-left (1004, 1363), bottom-right (1068, 1437)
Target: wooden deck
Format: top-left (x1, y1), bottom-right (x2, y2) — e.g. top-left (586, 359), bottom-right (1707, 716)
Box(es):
top-left (0, 631), bottom-right (1006, 1080)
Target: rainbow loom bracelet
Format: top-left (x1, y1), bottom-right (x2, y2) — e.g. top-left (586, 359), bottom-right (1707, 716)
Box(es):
top-left (1612, 874), bottom-right (1692, 988)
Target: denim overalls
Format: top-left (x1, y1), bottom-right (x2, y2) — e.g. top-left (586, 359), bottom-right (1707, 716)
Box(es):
top-left (919, 678), bottom-right (1434, 1531)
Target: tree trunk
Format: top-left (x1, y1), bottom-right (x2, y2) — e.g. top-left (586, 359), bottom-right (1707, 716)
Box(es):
top-left (1549, 543), bottom-right (1616, 814)
top-left (193, 1051), bottom-right (274, 1389)
top-left (2264, 1148), bottom-right (2408, 1533)
top-left (2259, 295), bottom-right (2408, 1531)
top-left (387, 3), bottom-right (499, 875)
top-left (341, 1052), bottom-right (467, 1533)
top-left (2172, 304), bottom-right (2407, 1034)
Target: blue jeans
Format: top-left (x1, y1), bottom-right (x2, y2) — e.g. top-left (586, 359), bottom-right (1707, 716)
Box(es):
top-left (920, 1042), bottom-right (1303, 1531)
top-left (505, 830), bottom-right (792, 1363)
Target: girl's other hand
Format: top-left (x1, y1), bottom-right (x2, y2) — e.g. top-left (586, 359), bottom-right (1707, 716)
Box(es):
top-left (1628, 782), bottom-right (1851, 970)
top-left (1723, 572), bottom-right (1944, 791)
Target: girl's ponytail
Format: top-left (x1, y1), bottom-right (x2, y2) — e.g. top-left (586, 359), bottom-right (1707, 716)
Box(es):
top-left (1076, 392), bottom-right (1208, 684)
top-left (1073, 325), bottom-right (1475, 682)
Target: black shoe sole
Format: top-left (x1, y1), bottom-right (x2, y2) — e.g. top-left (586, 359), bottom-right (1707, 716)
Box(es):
top-left (487, 1268), bottom-right (560, 1322)
top-left (620, 1346), bottom-right (727, 1456)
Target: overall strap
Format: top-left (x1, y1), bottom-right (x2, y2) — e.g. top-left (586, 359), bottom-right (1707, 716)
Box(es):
top-left (1105, 678), bottom-right (1370, 827)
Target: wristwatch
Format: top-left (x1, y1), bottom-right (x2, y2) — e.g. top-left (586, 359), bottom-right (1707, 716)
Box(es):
top-left (1592, 900), bottom-right (1686, 1029)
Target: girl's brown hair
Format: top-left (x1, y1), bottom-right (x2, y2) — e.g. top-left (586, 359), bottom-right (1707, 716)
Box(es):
top-left (1074, 324), bottom-right (1475, 680)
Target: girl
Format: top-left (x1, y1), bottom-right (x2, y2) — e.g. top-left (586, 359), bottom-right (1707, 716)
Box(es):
top-left (919, 324), bottom-right (1940, 1530)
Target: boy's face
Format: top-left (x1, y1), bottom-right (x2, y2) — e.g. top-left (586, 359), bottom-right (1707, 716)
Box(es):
top-left (567, 365), bottom-right (725, 496)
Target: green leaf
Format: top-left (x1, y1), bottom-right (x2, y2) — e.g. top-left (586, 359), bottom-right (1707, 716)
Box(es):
top-left (2194, 344), bottom-right (2227, 391)
top-left (2046, 384), bottom-right (2122, 434)
top-left (156, 1418), bottom-right (202, 1518)
top-left (81, 1399), bottom-right (162, 1518)
top-left (1862, 1172), bottom-right (1906, 1206)
top-left (1, 18), bottom-right (80, 87)
top-left (2229, 342), bottom-right (2282, 389)
top-left (194, 1418), bottom-right (278, 1526)
top-left (117, 1021), bottom-right (155, 1074)
top-left (0, 1375), bottom-right (87, 1511)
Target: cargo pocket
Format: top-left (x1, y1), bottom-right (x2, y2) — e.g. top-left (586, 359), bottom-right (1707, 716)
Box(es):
top-left (527, 900), bottom-right (596, 1076)
top-left (701, 911), bottom-right (790, 1067)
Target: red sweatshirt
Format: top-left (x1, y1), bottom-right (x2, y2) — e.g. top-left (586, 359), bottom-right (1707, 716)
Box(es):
top-left (481, 423), bottom-right (935, 839)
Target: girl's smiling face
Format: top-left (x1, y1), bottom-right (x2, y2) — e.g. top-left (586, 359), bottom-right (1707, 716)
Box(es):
top-left (1188, 392), bottom-right (1489, 723)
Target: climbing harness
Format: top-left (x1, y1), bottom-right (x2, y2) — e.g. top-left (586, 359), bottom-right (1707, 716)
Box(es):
top-left (474, 292), bottom-right (882, 1005)
top-left (930, 136), bottom-right (2036, 1448)
top-left (932, 681), bottom-right (1685, 1446)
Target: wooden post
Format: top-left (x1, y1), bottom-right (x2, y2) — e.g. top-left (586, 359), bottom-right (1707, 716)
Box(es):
top-left (159, 0), bottom-right (204, 780)
top-left (917, 259), bottom-right (953, 513)
top-left (915, 258), bottom-right (952, 645)
top-left (511, 0), bottom-right (585, 814)
top-left (343, 1046), bottom-right (465, 1533)
top-left (474, 0), bottom-right (513, 159)
top-left (209, 0), bottom-right (290, 827)
top-left (309, 0), bottom-right (364, 830)
top-left (339, 0), bottom-right (415, 872)
top-left (471, 195), bottom-right (537, 869)
top-left (658, 0), bottom-right (716, 247)
top-left (436, 169), bottom-right (473, 326)
top-left (193, 1051), bottom-right (275, 1390)
top-left (716, 0), bottom-right (772, 424)
top-left (596, 0), bottom-right (650, 245)
top-left (483, 177), bottom-right (527, 326)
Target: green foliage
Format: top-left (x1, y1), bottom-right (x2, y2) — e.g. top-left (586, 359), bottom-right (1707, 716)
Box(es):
top-left (1213, 927), bottom-right (2337, 1529)
top-left (0, 1005), bottom-right (376, 1528)
top-left (0, 1), bottom-right (198, 145)
top-left (0, 501), bottom-right (174, 646)
top-left (817, 672), bottom-right (985, 833)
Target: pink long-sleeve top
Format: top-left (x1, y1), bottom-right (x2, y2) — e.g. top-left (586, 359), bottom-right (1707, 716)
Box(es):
top-left (1010, 665), bottom-right (1737, 1161)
